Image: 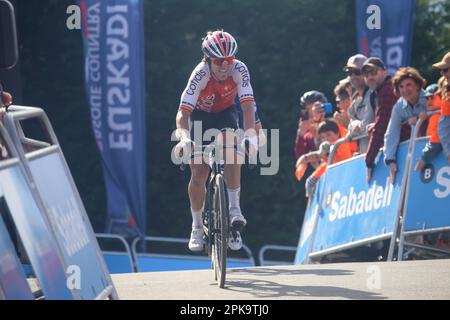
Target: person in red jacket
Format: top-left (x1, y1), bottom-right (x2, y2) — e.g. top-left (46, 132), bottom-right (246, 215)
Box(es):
top-left (361, 57), bottom-right (400, 183)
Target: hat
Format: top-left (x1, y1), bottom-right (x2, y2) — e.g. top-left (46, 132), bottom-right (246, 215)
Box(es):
top-left (343, 54), bottom-right (367, 71)
top-left (424, 84), bottom-right (439, 97)
top-left (432, 52), bottom-right (450, 70)
top-left (361, 57), bottom-right (386, 72)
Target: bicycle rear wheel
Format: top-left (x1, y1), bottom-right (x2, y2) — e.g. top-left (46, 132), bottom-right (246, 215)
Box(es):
top-left (212, 174), bottom-right (229, 288)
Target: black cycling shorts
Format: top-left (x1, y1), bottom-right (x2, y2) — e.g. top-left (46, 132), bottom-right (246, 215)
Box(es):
top-left (190, 105), bottom-right (239, 143)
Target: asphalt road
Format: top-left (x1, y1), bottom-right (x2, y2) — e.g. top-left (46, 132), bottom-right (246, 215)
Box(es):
top-left (112, 259), bottom-right (450, 300)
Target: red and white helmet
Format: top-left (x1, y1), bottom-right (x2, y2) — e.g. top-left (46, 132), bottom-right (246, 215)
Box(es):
top-left (201, 31), bottom-right (238, 58)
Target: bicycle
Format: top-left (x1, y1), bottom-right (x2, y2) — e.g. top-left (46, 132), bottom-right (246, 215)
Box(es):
top-left (178, 140), bottom-right (253, 288)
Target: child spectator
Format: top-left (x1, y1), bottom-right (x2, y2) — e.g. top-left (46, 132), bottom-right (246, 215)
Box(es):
top-left (415, 84), bottom-right (442, 171)
top-left (299, 120), bottom-right (360, 197)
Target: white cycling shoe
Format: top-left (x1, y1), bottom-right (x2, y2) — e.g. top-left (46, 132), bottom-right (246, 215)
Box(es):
top-left (228, 230), bottom-right (243, 251)
top-left (188, 227), bottom-right (205, 252)
top-left (229, 207), bottom-right (247, 231)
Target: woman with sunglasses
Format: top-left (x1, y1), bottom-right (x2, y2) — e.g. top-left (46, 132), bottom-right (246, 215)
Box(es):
top-left (174, 30), bottom-right (257, 252)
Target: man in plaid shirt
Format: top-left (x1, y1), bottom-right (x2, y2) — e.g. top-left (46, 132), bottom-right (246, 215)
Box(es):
top-left (361, 57), bottom-right (399, 182)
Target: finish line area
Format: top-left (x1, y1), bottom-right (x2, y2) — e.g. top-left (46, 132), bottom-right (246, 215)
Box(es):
top-left (111, 259), bottom-right (450, 300)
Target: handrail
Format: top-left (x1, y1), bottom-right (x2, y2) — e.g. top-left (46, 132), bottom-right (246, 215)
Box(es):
top-left (132, 236), bottom-right (256, 271)
top-left (327, 133), bottom-right (369, 166)
top-left (258, 245), bottom-right (297, 266)
top-left (95, 233), bottom-right (136, 272)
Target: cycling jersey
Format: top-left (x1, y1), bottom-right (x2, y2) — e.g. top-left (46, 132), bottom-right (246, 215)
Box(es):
top-left (179, 59), bottom-right (255, 113)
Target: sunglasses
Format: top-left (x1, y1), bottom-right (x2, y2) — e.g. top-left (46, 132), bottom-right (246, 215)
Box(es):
top-left (363, 68), bottom-right (379, 76)
top-left (346, 69), bottom-right (362, 76)
top-left (211, 56), bottom-right (235, 66)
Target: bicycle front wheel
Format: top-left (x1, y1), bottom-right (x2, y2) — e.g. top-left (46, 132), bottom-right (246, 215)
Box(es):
top-left (212, 174), bottom-right (229, 288)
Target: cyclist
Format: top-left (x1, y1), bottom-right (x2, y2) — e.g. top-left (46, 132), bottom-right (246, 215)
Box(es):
top-left (174, 30), bottom-right (258, 252)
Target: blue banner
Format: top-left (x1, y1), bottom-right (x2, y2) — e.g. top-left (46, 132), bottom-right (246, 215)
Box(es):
top-left (356, 0), bottom-right (416, 74)
top-left (80, 0), bottom-right (146, 238)
top-left (0, 164), bottom-right (73, 299)
top-left (295, 143), bottom-right (410, 263)
top-left (404, 140), bottom-right (450, 231)
top-left (29, 152), bottom-right (113, 299)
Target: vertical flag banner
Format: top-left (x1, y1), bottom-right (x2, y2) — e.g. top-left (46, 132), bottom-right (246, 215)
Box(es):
top-left (80, 0), bottom-right (146, 238)
top-left (356, 0), bottom-right (416, 74)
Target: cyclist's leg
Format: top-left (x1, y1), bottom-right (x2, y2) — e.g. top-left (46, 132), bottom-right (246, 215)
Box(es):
top-left (220, 107), bottom-right (247, 230)
top-left (188, 111), bottom-right (212, 251)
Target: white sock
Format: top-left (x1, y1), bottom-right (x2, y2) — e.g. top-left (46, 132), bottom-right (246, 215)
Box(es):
top-left (191, 207), bottom-right (203, 229)
top-left (227, 187), bottom-right (241, 210)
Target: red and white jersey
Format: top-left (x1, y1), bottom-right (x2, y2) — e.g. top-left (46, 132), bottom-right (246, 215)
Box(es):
top-left (178, 59), bottom-right (255, 113)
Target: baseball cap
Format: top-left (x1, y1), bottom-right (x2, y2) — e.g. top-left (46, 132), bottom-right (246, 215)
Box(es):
top-left (361, 57), bottom-right (386, 72)
top-left (343, 54), bottom-right (367, 71)
top-left (424, 84), bottom-right (439, 97)
top-left (432, 52), bottom-right (450, 70)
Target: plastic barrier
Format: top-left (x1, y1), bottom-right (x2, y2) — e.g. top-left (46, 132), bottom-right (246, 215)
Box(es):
top-left (1, 121), bottom-right (74, 299)
top-left (2, 106), bottom-right (118, 299)
top-left (0, 213), bottom-right (34, 300)
top-left (132, 236), bottom-right (255, 272)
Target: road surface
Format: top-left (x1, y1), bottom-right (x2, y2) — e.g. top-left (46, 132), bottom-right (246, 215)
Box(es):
top-left (111, 259), bottom-right (450, 300)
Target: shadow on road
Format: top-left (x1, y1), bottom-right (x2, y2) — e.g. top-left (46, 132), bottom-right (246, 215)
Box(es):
top-left (218, 267), bottom-right (386, 299)
top-left (229, 267), bottom-right (354, 277)
top-left (223, 278), bottom-right (385, 299)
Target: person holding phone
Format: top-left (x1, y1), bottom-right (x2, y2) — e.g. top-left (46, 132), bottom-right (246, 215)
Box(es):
top-left (295, 91), bottom-right (328, 164)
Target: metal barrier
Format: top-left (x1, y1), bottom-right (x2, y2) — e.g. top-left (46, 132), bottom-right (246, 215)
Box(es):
top-left (301, 134), bottom-right (369, 264)
top-left (297, 111), bottom-right (449, 264)
top-left (258, 245), bottom-right (297, 266)
top-left (95, 233), bottom-right (136, 273)
top-left (390, 110), bottom-right (443, 261)
top-left (2, 105), bottom-right (119, 299)
top-left (132, 236), bottom-right (256, 272)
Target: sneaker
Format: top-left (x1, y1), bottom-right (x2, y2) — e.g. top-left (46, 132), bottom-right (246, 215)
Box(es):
top-left (189, 227), bottom-right (205, 252)
top-left (228, 230), bottom-right (243, 251)
top-left (229, 207), bottom-right (247, 231)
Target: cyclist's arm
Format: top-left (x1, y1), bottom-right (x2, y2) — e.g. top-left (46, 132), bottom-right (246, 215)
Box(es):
top-left (241, 100), bottom-right (256, 133)
top-left (175, 109), bottom-right (191, 140)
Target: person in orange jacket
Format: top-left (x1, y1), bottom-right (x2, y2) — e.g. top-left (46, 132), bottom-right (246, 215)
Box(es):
top-left (433, 52), bottom-right (450, 164)
top-left (415, 84), bottom-right (442, 171)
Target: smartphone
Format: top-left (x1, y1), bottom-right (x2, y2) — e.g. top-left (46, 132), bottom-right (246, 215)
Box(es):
top-left (323, 102), bottom-right (333, 114)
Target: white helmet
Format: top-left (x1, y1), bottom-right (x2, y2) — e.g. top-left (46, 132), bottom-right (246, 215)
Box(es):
top-left (201, 30), bottom-right (238, 58)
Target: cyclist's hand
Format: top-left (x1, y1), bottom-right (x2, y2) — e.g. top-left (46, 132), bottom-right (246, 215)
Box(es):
top-left (0, 92), bottom-right (12, 108)
top-left (175, 137), bottom-right (194, 159)
top-left (241, 136), bottom-right (258, 156)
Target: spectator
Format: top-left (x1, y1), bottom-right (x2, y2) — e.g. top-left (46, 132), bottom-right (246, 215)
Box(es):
top-left (301, 120), bottom-right (360, 196)
top-left (432, 52), bottom-right (450, 164)
top-left (344, 54), bottom-right (375, 153)
top-left (295, 90), bottom-right (327, 163)
top-left (384, 67), bottom-right (427, 183)
top-left (0, 90), bottom-right (12, 160)
top-left (361, 57), bottom-right (397, 183)
top-left (333, 78), bottom-right (352, 129)
top-left (415, 84), bottom-right (442, 171)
